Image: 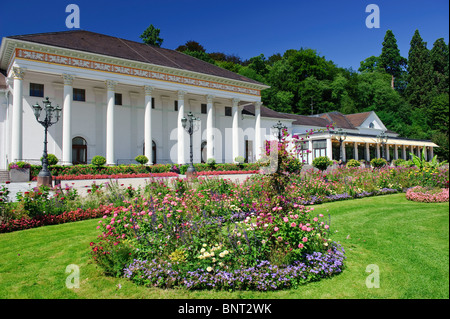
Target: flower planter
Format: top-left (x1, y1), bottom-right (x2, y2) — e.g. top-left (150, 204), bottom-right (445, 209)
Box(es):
top-left (9, 168), bottom-right (30, 182)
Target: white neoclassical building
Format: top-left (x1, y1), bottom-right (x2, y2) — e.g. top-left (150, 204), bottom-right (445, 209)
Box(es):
top-left (0, 30), bottom-right (438, 170)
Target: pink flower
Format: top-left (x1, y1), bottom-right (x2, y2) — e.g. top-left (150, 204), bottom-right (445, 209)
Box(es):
top-left (302, 237), bottom-right (308, 242)
top-left (290, 222), bottom-right (296, 227)
top-left (313, 217), bottom-right (318, 222)
top-left (324, 225), bottom-right (329, 229)
top-left (302, 225), bottom-right (307, 231)
top-left (274, 227), bottom-right (279, 232)
top-left (283, 217), bottom-right (289, 223)
top-left (298, 243), bottom-right (304, 249)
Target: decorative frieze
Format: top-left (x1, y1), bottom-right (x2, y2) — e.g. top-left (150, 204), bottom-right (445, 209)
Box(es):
top-left (15, 48), bottom-right (261, 96)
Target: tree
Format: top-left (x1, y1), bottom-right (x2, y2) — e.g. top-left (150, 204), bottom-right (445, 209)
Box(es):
top-left (379, 30), bottom-right (407, 89)
top-left (358, 55), bottom-right (380, 73)
top-left (405, 30), bottom-right (434, 111)
top-left (430, 38), bottom-right (449, 95)
top-left (176, 40), bottom-right (206, 53)
top-left (140, 24), bottom-right (164, 47)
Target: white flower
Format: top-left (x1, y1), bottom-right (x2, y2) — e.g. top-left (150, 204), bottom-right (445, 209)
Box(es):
top-left (200, 248), bottom-right (206, 253)
top-left (206, 267), bottom-right (213, 272)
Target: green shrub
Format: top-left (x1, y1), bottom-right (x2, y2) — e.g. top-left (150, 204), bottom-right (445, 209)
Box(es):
top-left (346, 159), bottom-right (361, 168)
top-left (206, 158), bottom-right (216, 169)
top-left (40, 154), bottom-right (59, 166)
top-left (135, 155), bottom-right (149, 165)
top-left (234, 156), bottom-right (245, 164)
top-left (91, 156), bottom-right (107, 167)
top-left (312, 156), bottom-right (333, 171)
top-left (393, 158), bottom-right (406, 167)
top-left (8, 161), bottom-right (31, 170)
top-left (371, 157), bottom-right (388, 168)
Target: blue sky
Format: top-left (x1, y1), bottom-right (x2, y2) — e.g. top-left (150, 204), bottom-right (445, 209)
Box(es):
top-left (0, 0), bottom-right (448, 70)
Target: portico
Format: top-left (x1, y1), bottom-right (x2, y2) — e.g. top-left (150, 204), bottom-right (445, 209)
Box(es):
top-left (0, 30), bottom-right (269, 169)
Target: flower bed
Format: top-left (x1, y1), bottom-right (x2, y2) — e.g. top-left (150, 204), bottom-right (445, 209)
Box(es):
top-left (197, 170), bottom-right (259, 176)
top-left (30, 172), bottom-right (178, 181)
top-left (0, 203), bottom-right (118, 233)
top-left (406, 186), bottom-right (449, 203)
top-left (123, 244), bottom-right (345, 291)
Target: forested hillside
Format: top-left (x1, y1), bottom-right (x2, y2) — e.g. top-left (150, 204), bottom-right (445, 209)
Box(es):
top-left (174, 30), bottom-right (449, 160)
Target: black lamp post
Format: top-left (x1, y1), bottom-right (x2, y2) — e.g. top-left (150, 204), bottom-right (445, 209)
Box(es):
top-left (377, 131), bottom-right (389, 160)
top-left (377, 131), bottom-right (388, 159)
top-left (273, 121), bottom-right (287, 143)
top-left (181, 111), bottom-right (199, 179)
top-left (32, 97), bottom-right (62, 187)
top-left (335, 128), bottom-right (347, 163)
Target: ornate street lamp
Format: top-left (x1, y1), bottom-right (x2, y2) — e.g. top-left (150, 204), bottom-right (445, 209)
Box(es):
top-left (335, 128), bottom-right (347, 163)
top-left (181, 111), bottom-right (199, 179)
top-left (272, 121), bottom-right (287, 143)
top-left (32, 97), bottom-right (62, 187)
top-left (377, 130), bottom-right (389, 160)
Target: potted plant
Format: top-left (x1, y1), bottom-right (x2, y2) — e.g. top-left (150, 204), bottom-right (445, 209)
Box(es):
top-left (8, 161), bottom-right (31, 182)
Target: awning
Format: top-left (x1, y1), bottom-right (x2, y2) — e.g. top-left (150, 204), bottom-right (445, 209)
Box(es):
top-left (331, 135), bottom-right (438, 147)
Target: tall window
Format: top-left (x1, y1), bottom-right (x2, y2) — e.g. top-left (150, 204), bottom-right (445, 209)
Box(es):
top-left (30, 83), bottom-right (44, 97)
top-left (312, 140), bottom-right (327, 158)
top-left (174, 100), bottom-right (178, 111)
top-left (201, 104), bottom-right (207, 114)
top-left (225, 106), bottom-right (232, 116)
top-left (115, 93), bottom-right (122, 105)
top-left (73, 88), bottom-right (86, 102)
top-left (72, 137), bottom-right (87, 164)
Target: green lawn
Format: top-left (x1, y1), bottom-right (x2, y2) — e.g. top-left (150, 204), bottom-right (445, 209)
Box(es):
top-left (0, 193), bottom-right (448, 299)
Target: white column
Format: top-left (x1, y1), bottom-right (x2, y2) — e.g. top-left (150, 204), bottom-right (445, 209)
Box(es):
top-left (177, 90), bottom-right (186, 164)
top-left (144, 86), bottom-right (153, 164)
top-left (62, 74), bottom-right (74, 165)
top-left (402, 145), bottom-right (407, 160)
top-left (386, 144), bottom-right (390, 162)
top-left (308, 139), bottom-right (313, 164)
top-left (232, 98), bottom-right (240, 162)
top-left (376, 143), bottom-right (380, 158)
top-left (254, 101), bottom-right (262, 160)
top-left (326, 137), bottom-right (333, 160)
top-left (106, 80), bottom-right (117, 165)
top-left (353, 142), bottom-right (358, 160)
top-left (430, 147), bottom-right (434, 159)
top-left (342, 142), bottom-right (346, 162)
top-left (394, 145), bottom-right (399, 160)
top-left (365, 143), bottom-right (370, 162)
top-left (206, 94), bottom-right (215, 161)
top-left (11, 67), bottom-right (25, 162)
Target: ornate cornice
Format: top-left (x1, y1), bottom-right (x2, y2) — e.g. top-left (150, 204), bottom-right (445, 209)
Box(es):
top-left (8, 44), bottom-right (264, 96)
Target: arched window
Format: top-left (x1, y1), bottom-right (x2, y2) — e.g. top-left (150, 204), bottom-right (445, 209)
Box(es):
top-left (72, 137), bottom-right (87, 165)
top-left (201, 141), bottom-right (207, 163)
top-left (369, 122), bottom-right (375, 129)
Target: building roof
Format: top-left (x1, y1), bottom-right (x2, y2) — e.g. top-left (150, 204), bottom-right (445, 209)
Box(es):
top-left (6, 30), bottom-right (265, 86)
top-left (318, 112), bottom-right (355, 129)
top-left (242, 103), bottom-right (294, 120)
top-left (345, 111), bottom-right (372, 127)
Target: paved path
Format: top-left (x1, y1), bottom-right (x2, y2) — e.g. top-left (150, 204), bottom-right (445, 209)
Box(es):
top-left (0, 173), bottom-right (255, 202)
